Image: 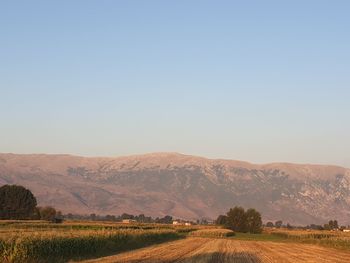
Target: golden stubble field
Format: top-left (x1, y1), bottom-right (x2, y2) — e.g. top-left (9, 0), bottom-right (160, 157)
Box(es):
top-left (80, 227), bottom-right (350, 263)
top-left (81, 236), bottom-right (350, 263)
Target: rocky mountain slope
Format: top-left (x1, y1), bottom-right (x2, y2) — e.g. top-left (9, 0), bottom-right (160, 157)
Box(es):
top-left (0, 152), bottom-right (349, 225)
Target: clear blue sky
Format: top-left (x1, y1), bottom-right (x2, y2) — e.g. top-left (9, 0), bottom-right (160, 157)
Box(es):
top-left (1, 1), bottom-right (349, 167)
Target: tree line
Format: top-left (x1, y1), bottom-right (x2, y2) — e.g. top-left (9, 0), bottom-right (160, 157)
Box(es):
top-left (1, 184), bottom-right (263, 230)
top-left (3, 184), bottom-right (345, 231)
top-left (0, 184), bottom-right (178, 224)
top-left (265, 219), bottom-right (349, 231)
top-left (67, 213), bottom-right (175, 224)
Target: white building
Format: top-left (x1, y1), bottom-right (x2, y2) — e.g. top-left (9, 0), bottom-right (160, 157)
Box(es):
top-left (122, 219), bottom-right (137, 224)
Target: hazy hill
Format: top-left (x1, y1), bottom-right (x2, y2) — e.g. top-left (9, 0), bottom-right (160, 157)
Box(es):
top-left (0, 152), bottom-right (349, 225)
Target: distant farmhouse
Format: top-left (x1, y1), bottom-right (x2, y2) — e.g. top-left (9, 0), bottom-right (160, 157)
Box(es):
top-left (122, 219), bottom-right (137, 224)
top-left (172, 220), bottom-right (192, 226)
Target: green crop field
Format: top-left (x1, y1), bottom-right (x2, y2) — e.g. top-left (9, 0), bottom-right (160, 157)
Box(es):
top-left (0, 220), bottom-right (199, 262)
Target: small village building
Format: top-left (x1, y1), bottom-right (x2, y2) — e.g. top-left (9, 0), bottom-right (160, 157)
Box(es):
top-left (122, 219), bottom-right (137, 224)
top-left (173, 220), bottom-right (192, 226)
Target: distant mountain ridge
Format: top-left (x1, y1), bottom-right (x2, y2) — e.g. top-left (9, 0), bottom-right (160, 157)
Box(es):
top-left (1, 152), bottom-right (349, 225)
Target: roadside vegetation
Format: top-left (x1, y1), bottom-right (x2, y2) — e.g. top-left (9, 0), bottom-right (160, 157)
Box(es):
top-left (268, 228), bottom-right (350, 251)
top-left (189, 228), bottom-right (235, 238)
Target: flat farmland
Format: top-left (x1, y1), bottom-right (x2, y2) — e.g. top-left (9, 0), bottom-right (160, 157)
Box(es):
top-left (2, 221), bottom-right (350, 262)
top-left (82, 237), bottom-right (350, 263)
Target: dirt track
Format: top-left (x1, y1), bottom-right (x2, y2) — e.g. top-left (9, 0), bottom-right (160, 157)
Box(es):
top-left (82, 237), bottom-right (350, 263)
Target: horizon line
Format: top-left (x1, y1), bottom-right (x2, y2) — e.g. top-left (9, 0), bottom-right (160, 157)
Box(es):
top-left (1, 151), bottom-right (349, 169)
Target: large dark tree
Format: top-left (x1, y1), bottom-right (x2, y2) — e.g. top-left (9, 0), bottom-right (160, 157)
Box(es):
top-left (156, 215), bottom-right (173, 224)
top-left (275, 220), bottom-right (283, 228)
top-left (266, 221), bottom-right (274, 227)
top-left (38, 206), bottom-right (57, 221)
top-left (226, 206), bottom-right (247, 232)
top-left (328, 220), bottom-right (339, 230)
top-left (224, 206), bottom-right (263, 234)
top-left (216, 214), bottom-right (228, 225)
top-left (245, 208), bottom-right (262, 233)
top-left (121, 213), bottom-right (134, 220)
top-left (0, 185), bottom-right (37, 219)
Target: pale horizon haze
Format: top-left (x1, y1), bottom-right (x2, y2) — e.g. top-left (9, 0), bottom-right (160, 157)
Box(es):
top-left (1, 1), bottom-right (349, 168)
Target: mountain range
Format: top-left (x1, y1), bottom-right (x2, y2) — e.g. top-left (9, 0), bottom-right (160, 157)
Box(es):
top-left (0, 152), bottom-right (349, 225)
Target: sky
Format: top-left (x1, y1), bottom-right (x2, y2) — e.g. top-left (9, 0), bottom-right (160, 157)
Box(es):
top-left (1, 1), bottom-right (349, 167)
